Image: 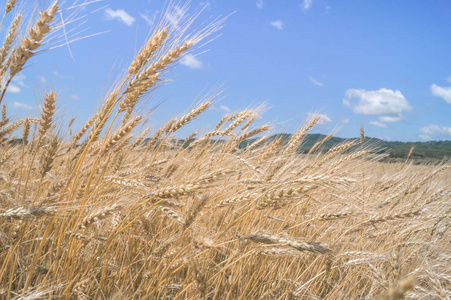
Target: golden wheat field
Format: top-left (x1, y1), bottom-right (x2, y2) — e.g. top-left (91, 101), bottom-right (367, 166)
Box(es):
top-left (0, 1), bottom-right (450, 299)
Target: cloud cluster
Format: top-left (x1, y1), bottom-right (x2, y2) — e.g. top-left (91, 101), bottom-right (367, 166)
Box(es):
top-left (270, 20), bottom-right (283, 30)
top-left (431, 84), bottom-right (451, 104)
top-left (105, 8), bottom-right (135, 26)
top-left (369, 121), bottom-right (388, 128)
top-left (301, 0), bottom-right (313, 10)
top-left (308, 113), bottom-right (332, 125)
top-left (420, 124), bottom-right (451, 137)
top-left (180, 54), bottom-right (203, 69)
top-left (7, 73), bottom-right (26, 94)
top-left (219, 105), bottom-right (231, 114)
top-left (309, 76), bottom-right (324, 87)
top-left (256, 0), bottom-right (264, 9)
top-left (13, 101), bottom-right (32, 110)
top-left (418, 134), bottom-right (432, 141)
top-left (14, 73), bottom-right (26, 86)
top-left (343, 88), bottom-right (411, 123)
top-left (7, 85), bottom-right (20, 94)
top-left (39, 76), bottom-right (47, 83)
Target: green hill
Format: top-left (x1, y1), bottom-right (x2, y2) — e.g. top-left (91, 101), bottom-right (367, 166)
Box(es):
top-left (238, 134), bottom-right (451, 163)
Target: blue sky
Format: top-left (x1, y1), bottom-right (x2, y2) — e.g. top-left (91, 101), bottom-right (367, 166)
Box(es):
top-left (4, 0), bottom-right (451, 141)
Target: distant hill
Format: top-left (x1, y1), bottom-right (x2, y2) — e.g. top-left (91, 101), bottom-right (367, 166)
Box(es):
top-left (237, 133), bottom-right (451, 163)
top-left (375, 139), bottom-right (451, 162)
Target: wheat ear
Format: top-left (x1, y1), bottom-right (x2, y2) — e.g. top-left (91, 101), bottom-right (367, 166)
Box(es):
top-left (9, 1), bottom-right (58, 78)
top-left (5, 0), bottom-right (16, 14)
top-left (170, 101), bottom-right (211, 133)
top-left (69, 112), bottom-right (98, 150)
top-left (128, 27), bottom-right (168, 75)
top-left (39, 136), bottom-right (59, 178)
top-left (405, 145), bottom-right (415, 163)
top-left (0, 2), bottom-right (58, 105)
top-left (282, 117), bottom-right (319, 156)
top-left (0, 0), bottom-right (17, 31)
top-left (214, 114), bottom-right (229, 130)
top-left (122, 39), bottom-right (194, 117)
top-left (0, 13), bottom-right (20, 72)
top-left (223, 110), bottom-right (253, 135)
top-left (146, 118), bottom-right (176, 150)
top-left (37, 92), bottom-right (56, 141)
top-left (316, 141), bottom-right (356, 167)
top-left (79, 203), bottom-right (122, 229)
top-left (102, 116), bottom-right (142, 154)
top-left (22, 118), bottom-right (30, 143)
top-left (0, 104), bottom-right (8, 128)
top-left (236, 125), bottom-right (270, 143)
top-left (0, 118), bottom-right (24, 139)
top-left (182, 131), bottom-right (198, 147)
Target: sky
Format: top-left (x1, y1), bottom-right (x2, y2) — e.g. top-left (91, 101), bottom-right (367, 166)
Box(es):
top-left (3, 0), bottom-right (451, 142)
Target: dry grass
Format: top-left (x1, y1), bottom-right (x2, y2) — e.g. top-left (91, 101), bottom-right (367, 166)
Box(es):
top-left (0, 2), bottom-right (449, 299)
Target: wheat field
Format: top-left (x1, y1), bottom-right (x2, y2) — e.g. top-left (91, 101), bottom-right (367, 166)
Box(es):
top-left (0, 1), bottom-right (449, 299)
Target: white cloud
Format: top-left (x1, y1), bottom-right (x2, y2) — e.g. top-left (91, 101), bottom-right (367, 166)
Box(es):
top-left (369, 121), bottom-right (388, 128)
top-left (309, 76), bottom-right (324, 87)
top-left (270, 20), bottom-right (283, 30)
top-left (220, 105), bottom-right (231, 113)
top-left (301, 0), bottom-right (313, 10)
top-left (308, 113), bottom-right (332, 125)
top-left (70, 95), bottom-right (79, 100)
top-left (343, 88), bottom-right (411, 123)
top-left (12, 73), bottom-right (26, 87)
top-left (418, 134), bottom-right (432, 141)
top-left (6, 84), bottom-right (20, 93)
top-left (420, 124), bottom-right (451, 137)
top-left (180, 54), bottom-right (203, 69)
top-left (379, 115), bottom-right (403, 123)
top-left (38, 75), bottom-right (47, 83)
top-left (105, 8), bottom-right (135, 26)
top-left (447, 76), bottom-right (451, 83)
top-left (256, 0), bottom-right (264, 8)
top-left (431, 83), bottom-right (451, 104)
top-left (7, 74), bottom-right (26, 93)
top-left (13, 101), bottom-right (32, 110)
top-left (340, 118), bottom-right (350, 124)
